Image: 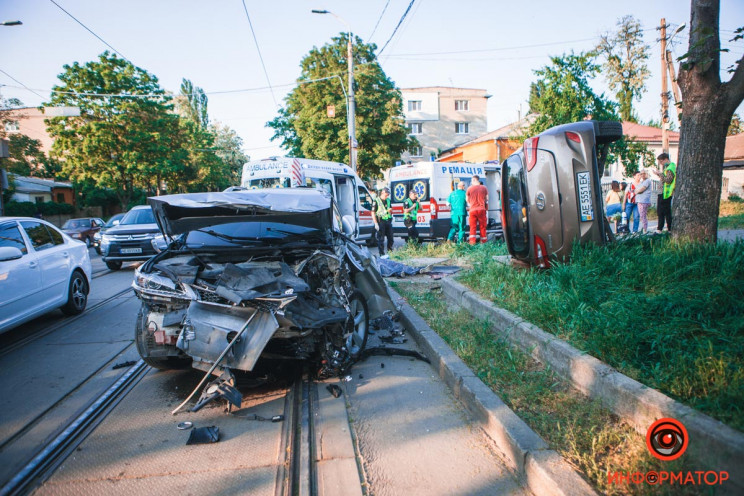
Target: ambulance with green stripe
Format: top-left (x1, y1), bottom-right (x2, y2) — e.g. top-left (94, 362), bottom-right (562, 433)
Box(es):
top-left (240, 157), bottom-right (376, 244)
top-left (388, 161), bottom-right (503, 241)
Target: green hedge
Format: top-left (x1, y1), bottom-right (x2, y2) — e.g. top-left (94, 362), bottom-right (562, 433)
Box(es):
top-left (5, 201), bottom-right (75, 217)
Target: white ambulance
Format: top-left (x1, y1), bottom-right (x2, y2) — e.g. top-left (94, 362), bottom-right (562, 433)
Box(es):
top-left (240, 157), bottom-right (375, 244)
top-left (388, 161), bottom-right (503, 241)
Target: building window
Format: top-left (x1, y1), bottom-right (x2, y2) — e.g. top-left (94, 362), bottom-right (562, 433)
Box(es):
top-left (4, 121), bottom-right (20, 132)
top-left (57, 193), bottom-right (66, 203)
top-left (455, 100), bottom-right (469, 111)
top-left (455, 122), bottom-right (469, 134)
top-left (408, 100), bottom-right (422, 111)
top-left (409, 122), bottom-right (422, 135)
top-left (409, 146), bottom-right (422, 157)
top-left (35, 196), bottom-right (44, 204)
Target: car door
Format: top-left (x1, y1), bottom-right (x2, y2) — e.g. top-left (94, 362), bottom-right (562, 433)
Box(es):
top-left (20, 221), bottom-right (71, 307)
top-left (0, 221), bottom-right (43, 330)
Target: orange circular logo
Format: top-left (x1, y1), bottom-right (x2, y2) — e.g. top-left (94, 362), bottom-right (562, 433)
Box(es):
top-left (646, 418), bottom-right (688, 461)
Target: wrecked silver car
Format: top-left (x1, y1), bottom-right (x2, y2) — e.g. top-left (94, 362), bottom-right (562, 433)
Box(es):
top-left (132, 189), bottom-right (396, 384)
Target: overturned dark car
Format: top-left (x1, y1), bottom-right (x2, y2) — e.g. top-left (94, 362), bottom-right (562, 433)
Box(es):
top-left (132, 188), bottom-right (396, 385)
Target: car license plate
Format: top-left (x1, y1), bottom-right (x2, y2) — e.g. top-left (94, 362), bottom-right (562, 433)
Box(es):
top-left (576, 172), bottom-right (594, 222)
top-left (121, 247), bottom-right (142, 254)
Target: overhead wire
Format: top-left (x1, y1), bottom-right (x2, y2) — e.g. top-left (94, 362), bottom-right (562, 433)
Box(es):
top-left (381, 0), bottom-right (423, 63)
top-left (240, 0), bottom-right (278, 107)
top-left (48, 0), bottom-right (130, 64)
top-left (0, 69), bottom-right (46, 100)
top-left (377, 0), bottom-right (415, 56)
top-left (368, 0), bottom-right (391, 43)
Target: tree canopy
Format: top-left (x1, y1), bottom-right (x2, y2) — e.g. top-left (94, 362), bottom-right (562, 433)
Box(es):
top-left (527, 52), bottom-right (618, 135)
top-left (267, 34), bottom-right (412, 179)
top-left (596, 15), bottom-right (651, 122)
top-left (45, 52), bottom-right (180, 209)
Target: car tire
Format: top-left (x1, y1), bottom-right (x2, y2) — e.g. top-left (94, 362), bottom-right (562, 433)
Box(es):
top-left (106, 260), bottom-right (123, 271)
top-left (95, 246), bottom-right (101, 255)
top-left (61, 271), bottom-right (88, 316)
top-left (134, 305), bottom-right (191, 370)
top-left (345, 290), bottom-right (369, 360)
top-left (594, 120), bottom-right (623, 144)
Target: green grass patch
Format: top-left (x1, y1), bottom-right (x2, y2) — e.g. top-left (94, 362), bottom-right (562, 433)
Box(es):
top-left (719, 213), bottom-right (744, 230)
top-left (394, 283), bottom-right (699, 495)
top-left (449, 238), bottom-right (744, 431)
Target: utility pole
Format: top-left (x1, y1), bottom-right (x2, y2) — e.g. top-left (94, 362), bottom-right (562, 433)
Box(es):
top-left (666, 49), bottom-right (683, 120)
top-left (660, 18), bottom-right (670, 154)
top-left (347, 33), bottom-right (357, 172)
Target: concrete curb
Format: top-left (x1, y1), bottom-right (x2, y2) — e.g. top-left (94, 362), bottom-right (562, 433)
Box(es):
top-left (438, 277), bottom-right (744, 493)
top-left (387, 286), bottom-right (597, 496)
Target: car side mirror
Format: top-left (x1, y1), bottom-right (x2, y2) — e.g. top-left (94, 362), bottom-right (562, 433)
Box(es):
top-left (0, 247), bottom-right (24, 262)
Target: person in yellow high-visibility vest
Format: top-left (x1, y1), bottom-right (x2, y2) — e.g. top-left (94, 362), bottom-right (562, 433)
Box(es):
top-left (372, 187), bottom-right (394, 258)
top-left (654, 153), bottom-right (676, 233)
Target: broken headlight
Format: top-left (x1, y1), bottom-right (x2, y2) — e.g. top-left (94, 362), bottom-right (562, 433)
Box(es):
top-left (133, 267), bottom-right (193, 300)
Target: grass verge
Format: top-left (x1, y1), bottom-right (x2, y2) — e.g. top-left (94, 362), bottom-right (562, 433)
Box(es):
top-left (392, 239), bottom-right (744, 432)
top-left (394, 283), bottom-right (700, 495)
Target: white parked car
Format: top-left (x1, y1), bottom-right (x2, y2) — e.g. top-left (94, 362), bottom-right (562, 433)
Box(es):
top-left (0, 217), bottom-right (92, 334)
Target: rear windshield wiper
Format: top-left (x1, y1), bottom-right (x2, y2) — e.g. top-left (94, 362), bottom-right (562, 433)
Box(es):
top-left (264, 227), bottom-right (325, 242)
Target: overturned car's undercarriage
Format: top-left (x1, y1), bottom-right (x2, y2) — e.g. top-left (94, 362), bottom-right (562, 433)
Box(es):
top-left (132, 189), bottom-right (397, 412)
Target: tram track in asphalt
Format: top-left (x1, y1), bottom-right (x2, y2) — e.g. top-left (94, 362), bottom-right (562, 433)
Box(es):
top-left (0, 286), bottom-right (133, 358)
top-left (0, 360), bottom-right (149, 496)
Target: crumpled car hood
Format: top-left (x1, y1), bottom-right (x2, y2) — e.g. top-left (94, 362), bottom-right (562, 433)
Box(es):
top-left (148, 189), bottom-right (335, 237)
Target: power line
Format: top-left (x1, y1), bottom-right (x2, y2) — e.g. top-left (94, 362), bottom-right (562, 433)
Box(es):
top-left (241, 0), bottom-right (278, 107)
top-left (378, 0), bottom-right (415, 56)
top-left (368, 0), bottom-right (390, 43)
top-left (0, 69), bottom-right (46, 100)
top-left (48, 0), bottom-right (130, 63)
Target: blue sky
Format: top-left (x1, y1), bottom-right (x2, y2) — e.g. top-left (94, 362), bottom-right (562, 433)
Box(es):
top-left (1, 0), bottom-right (743, 159)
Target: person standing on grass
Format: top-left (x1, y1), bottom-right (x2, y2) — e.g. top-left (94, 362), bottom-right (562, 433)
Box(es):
top-left (447, 181), bottom-right (467, 243)
top-left (372, 187), bottom-right (394, 259)
top-left (403, 189), bottom-right (421, 244)
top-left (635, 170), bottom-right (653, 233)
top-left (466, 175), bottom-right (488, 245)
top-left (623, 172), bottom-right (641, 233)
top-left (654, 152), bottom-right (677, 232)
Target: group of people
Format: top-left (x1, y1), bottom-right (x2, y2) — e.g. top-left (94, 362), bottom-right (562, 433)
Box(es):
top-left (604, 153), bottom-right (676, 234)
top-left (370, 174), bottom-right (492, 258)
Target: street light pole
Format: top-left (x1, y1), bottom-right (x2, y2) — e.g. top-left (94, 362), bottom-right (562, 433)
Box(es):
top-left (312, 10), bottom-right (357, 172)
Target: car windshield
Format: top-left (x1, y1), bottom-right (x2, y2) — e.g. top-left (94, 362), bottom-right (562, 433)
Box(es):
top-left (63, 219), bottom-right (87, 229)
top-left (105, 214), bottom-right (124, 227)
top-left (503, 155), bottom-right (530, 257)
top-left (183, 221), bottom-right (326, 248)
top-left (120, 208), bottom-right (155, 225)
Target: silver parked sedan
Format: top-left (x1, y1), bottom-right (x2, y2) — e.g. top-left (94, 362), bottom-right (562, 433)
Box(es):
top-left (0, 217), bottom-right (92, 333)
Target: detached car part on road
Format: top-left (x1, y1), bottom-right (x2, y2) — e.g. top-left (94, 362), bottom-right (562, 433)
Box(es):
top-left (132, 189), bottom-right (397, 387)
top-left (501, 120), bottom-right (623, 267)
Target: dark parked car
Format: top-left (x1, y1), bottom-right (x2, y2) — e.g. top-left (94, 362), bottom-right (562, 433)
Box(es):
top-left (131, 189), bottom-right (396, 384)
top-left (501, 120), bottom-right (623, 267)
top-left (61, 217), bottom-right (104, 248)
top-left (100, 206), bottom-right (160, 270)
top-left (93, 213), bottom-right (125, 254)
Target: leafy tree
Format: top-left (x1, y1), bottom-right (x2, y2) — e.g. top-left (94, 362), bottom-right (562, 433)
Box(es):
top-left (45, 52), bottom-right (181, 209)
top-left (729, 113), bottom-right (742, 136)
top-left (211, 122), bottom-right (248, 185)
top-left (267, 34), bottom-right (412, 178)
top-left (6, 134), bottom-right (61, 178)
top-left (0, 95), bottom-right (24, 138)
top-left (596, 15), bottom-right (651, 122)
top-left (674, 1), bottom-right (744, 241)
top-left (177, 79), bottom-right (209, 129)
top-left (527, 52), bottom-right (618, 136)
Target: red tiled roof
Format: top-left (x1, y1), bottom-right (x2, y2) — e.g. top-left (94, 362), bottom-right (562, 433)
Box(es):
top-left (622, 122), bottom-right (679, 142)
top-left (725, 133), bottom-right (744, 161)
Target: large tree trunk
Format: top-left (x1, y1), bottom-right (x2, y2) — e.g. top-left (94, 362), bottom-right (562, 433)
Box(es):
top-left (674, 88), bottom-right (730, 242)
top-left (674, 0), bottom-right (744, 242)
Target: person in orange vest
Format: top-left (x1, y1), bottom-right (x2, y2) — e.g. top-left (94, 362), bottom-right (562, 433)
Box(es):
top-left (466, 175), bottom-right (489, 245)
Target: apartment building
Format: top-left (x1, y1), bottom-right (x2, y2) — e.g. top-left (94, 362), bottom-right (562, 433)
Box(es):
top-left (399, 87), bottom-right (489, 163)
